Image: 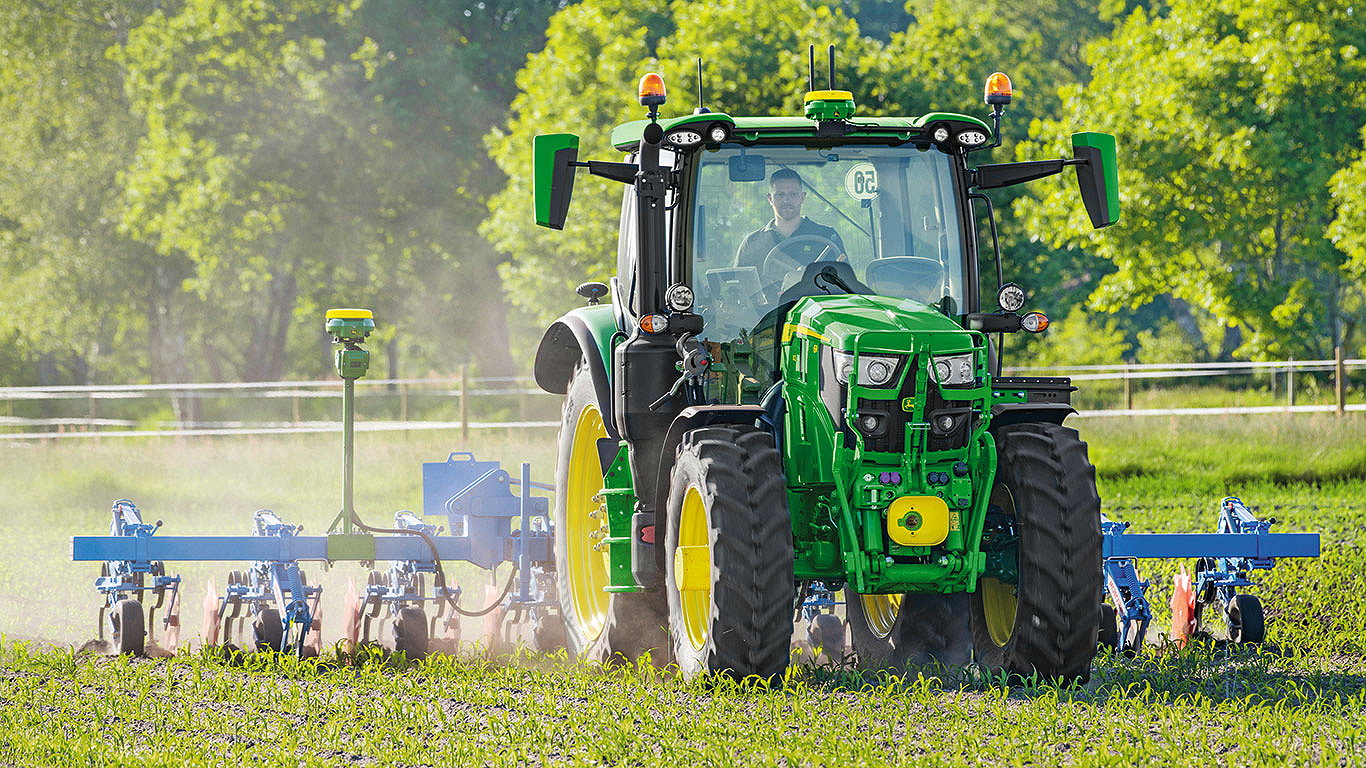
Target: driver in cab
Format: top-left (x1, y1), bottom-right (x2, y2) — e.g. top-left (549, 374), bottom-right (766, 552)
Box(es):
top-left (735, 168), bottom-right (845, 277)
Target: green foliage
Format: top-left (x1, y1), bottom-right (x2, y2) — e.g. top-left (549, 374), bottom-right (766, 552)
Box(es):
top-left (1018, 0), bottom-right (1366, 361)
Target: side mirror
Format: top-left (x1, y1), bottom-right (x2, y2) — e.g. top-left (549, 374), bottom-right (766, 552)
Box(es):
top-left (534, 133), bottom-right (580, 230)
top-left (728, 153), bottom-right (766, 182)
top-left (1071, 132), bottom-right (1119, 229)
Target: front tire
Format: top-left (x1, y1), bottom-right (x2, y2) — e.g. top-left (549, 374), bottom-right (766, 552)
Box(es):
top-left (553, 363), bottom-right (667, 664)
top-left (664, 426), bottom-right (794, 680)
top-left (970, 423), bottom-right (1101, 683)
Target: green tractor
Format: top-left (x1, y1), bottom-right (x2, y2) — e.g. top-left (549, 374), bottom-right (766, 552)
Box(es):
top-left (531, 50), bottom-right (1119, 680)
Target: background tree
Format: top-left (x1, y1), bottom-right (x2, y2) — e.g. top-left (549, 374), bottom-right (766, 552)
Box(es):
top-left (1017, 0), bottom-right (1366, 361)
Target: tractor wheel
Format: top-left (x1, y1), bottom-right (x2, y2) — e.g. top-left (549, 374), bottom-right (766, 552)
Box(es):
top-left (109, 599), bottom-right (145, 655)
top-left (1227, 594), bottom-right (1265, 645)
top-left (847, 591), bottom-right (971, 668)
top-left (393, 607), bottom-right (429, 659)
top-left (664, 426), bottom-right (794, 680)
top-left (970, 423), bottom-right (1101, 683)
top-left (252, 608), bottom-right (285, 652)
top-left (553, 363), bottom-right (667, 664)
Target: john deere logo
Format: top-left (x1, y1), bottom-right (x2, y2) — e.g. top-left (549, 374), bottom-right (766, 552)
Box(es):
top-left (901, 397), bottom-right (915, 412)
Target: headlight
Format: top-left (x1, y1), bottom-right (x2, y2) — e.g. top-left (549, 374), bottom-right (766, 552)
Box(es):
top-left (931, 353), bottom-right (975, 386)
top-left (708, 124), bottom-right (729, 143)
top-left (957, 129), bottom-right (988, 147)
top-left (832, 350), bottom-right (902, 387)
top-left (668, 130), bottom-right (703, 146)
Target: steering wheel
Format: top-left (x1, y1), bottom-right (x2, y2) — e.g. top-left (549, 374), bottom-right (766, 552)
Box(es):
top-left (760, 235), bottom-right (844, 287)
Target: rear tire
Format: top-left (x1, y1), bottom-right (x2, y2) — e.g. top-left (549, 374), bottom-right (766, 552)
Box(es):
top-left (847, 591), bottom-right (971, 668)
top-left (110, 599), bottom-right (144, 656)
top-left (970, 423), bottom-right (1101, 683)
top-left (554, 363), bottom-right (667, 664)
top-left (665, 426), bottom-right (794, 680)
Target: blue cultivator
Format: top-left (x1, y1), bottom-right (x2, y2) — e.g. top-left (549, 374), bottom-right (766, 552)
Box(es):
top-left (94, 501), bottom-right (182, 655)
top-left (208, 510), bottom-right (323, 655)
top-left (1100, 497), bottom-right (1320, 652)
top-left (72, 309), bottom-right (561, 659)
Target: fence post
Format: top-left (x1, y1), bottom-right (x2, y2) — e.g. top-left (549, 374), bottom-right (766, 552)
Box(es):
top-left (1337, 346), bottom-right (1347, 417)
top-left (292, 394), bottom-right (301, 425)
top-left (399, 382), bottom-right (409, 423)
top-left (1286, 357), bottom-right (1295, 410)
top-left (1123, 364), bottom-right (1133, 411)
top-left (460, 365), bottom-right (469, 440)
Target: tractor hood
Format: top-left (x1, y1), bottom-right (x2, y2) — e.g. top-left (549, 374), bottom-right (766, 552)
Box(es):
top-left (783, 294), bottom-right (975, 354)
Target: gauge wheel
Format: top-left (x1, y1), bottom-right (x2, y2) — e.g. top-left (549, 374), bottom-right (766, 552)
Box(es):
top-left (252, 608), bottom-right (285, 652)
top-left (110, 599), bottom-right (145, 656)
top-left (1228, 594), bottom-right (1265, 645)
top-left (393, 607), bottom-right (429, 659)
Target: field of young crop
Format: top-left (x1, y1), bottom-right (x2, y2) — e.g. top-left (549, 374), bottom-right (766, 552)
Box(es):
top-left (1, 414), bottom-right (1364, 765)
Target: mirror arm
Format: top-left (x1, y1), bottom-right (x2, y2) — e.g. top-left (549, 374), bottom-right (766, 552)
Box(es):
top-left (577, 160), bottom-right (639, 185)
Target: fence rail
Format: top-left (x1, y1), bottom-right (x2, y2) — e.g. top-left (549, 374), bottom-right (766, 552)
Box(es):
top-left (0, 352), bottom-right (1359, 439)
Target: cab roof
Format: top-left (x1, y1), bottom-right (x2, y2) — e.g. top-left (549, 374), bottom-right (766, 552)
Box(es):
top-left (609, 112), bottom-right (991, 152)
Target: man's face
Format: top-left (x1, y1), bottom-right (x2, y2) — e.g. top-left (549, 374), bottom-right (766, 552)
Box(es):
top-left (768, 179), bottom-right (804, 221)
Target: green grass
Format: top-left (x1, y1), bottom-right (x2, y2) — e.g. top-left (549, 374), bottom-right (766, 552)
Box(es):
top-left (1, 415), bottom-right (1364, 765)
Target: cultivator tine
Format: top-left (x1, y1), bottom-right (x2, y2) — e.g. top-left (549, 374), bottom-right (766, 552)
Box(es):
top-left (163, 598), bottom-right (181, 655)
top-left (1170, 566), bottom-right (1194, 647)
top-left (202, 578), bottom-right (220, 646)
top-left (481, 580), bottom-right (505, 656)
top-left (305, 599), bottom-right (323, 657)
top-left (343, 578), bottom-right (360, 652)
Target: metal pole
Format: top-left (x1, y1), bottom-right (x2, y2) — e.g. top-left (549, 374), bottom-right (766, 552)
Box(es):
top-left (1337, 346), bottom-right (1347, 417)
top-left (342, 377), bottom-right (355, 536)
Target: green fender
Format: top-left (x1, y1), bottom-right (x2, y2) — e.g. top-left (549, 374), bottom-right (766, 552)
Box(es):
top-left (533, 304), bottom-right (619, 438)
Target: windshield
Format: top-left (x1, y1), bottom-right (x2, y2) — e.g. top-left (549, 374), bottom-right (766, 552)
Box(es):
top-left (688, 144), bottom-right (966, 340)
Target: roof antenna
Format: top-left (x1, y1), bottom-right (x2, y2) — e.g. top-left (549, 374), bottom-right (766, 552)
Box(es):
top-left (694, 58), bottom-right (709, 114)
top-left (807, 45), bottom-right (815, 92)
top-left (827, 44), bottom-right (836, 89)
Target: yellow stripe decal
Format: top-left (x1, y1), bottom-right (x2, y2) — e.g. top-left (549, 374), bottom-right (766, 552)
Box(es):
top-left (782, 323), bottom-right (829, 343)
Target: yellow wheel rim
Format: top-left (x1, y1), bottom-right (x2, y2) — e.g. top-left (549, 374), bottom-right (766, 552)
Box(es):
top-left (980, 577), bottom-right (1017, 647)
top-left (566, 403), bottom-right (610, 641)
top-left (982, 483), bottom-right (1019, 647)
top-left (859, 594), bottom-right (903, 639)
top-left (678, 486), bottom-right (713, 650)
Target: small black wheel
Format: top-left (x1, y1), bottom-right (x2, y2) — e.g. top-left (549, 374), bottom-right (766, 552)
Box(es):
top-left (847, 591), bottom-right (970, 668)
top-left (110, 599), bottom-right (145, 655)
top-left (1098, 603), bottom-right (1119, 650)
top-left (1227, 594), bottom-right (1265, 645)
top-left (530, 609), bottom-right (568, 652)
top-left (806, 612), bottom-right (846, 661)
top-left (252, 608), bottom-right (285, 652)
top-left (393, 607), bottom-right (429, 659)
